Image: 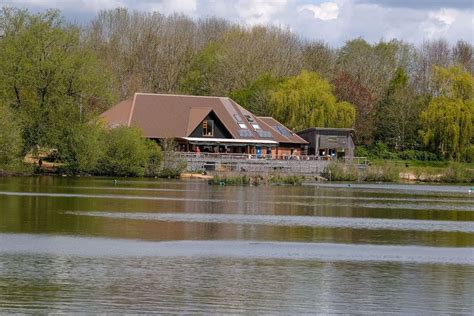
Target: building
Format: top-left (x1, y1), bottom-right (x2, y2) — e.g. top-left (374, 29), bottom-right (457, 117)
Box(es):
top-left (100, 93), bottom-right (308, 158)
top-left (296, 127), bottom-right (355, 159)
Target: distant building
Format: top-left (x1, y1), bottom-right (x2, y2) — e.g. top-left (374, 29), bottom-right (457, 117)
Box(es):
top-left (296, 128), bottom-right (355, 159)
top-left (100, 93), bottom-right (307, 158)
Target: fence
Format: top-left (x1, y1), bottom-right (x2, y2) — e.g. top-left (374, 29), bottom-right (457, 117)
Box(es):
top-left (175, 152), bottom-right (367, 175)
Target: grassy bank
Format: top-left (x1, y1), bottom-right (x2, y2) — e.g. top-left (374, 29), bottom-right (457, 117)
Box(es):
top-left (322, 161), bottom-right (474, 183)
top-left (209, 174), bottom-right (304, 186)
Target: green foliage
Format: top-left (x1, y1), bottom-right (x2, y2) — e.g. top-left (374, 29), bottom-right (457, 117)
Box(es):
top-left (144, 140), bottom-right (164, 177)
top-left (209, 175), bottom-right (252, 186)
top-left (56, 120), bottom-right (106, 174)
top-left (420, 66), bottom-right (473, 161)
top-left (0, 104), bottom-right (23, 170)
top-left (97, 127), bottom-right (154, 177)
top-left (357, 143), bottom-right (441, 161)
top-left (397, 150), bottom-right (441, 161)
top-left (159, 138), bottom-right (186, 178)
top-left (180, 42), bottom-right (219, 95)
top-left (355, 146), bottom-right (370, 158)
top-left (0, 8), bottom-right (114, 153)
top-left (269, 70), bottom-right (356, 131)
top-left (322, 161), bottom-right (399, 182)
top-left (230, 73), bottom-right (281, 116)
top-left (440, 162), bottom-right (474, 183)
top-left (321, 163), bottom-right (359, 181)
top-left (375, 68), bottom-right (422, 150)
top-left (367, 141), bottom-right (396, 160)
top-left (268, 175), bottom-right (304, 185)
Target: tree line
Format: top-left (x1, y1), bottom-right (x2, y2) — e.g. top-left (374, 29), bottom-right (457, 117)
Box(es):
top-left (0, 7), bottom-right (472, 173)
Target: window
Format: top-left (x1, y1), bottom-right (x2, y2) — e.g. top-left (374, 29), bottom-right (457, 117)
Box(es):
top-left (233, 114), bottom-right (243, 122)
top-left (238, 129), bottom-right (253, 137)
top-left (251, 123), bottom-right (261, 130)
top-left (239, 123), bottom-right (247, 129)
top-left (273, 125), bottom-right (291, 137)
top-left (244, 115), bottom-right (254, 122)
top-left (203, 119), bottom-right (214, 136)
top-left (257, 130), bottom-right (272, 138)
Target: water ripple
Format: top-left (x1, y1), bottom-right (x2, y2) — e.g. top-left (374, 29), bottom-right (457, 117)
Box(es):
top-left (65, 211), bottom-right (474, 233)
top-left (1, 191), bottom-right (472, 211)
top-left (1, 234), bottom-right (473, 265)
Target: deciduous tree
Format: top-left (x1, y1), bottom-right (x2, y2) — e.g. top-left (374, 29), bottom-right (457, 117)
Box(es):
top-left (420, 66), bottom-right (474, 161)
top-left (269, 70), bottom-right (355, 131)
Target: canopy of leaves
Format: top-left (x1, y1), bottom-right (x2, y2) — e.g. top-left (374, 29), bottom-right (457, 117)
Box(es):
top-left (230, 74), bottom-right (281, 116)
top-left (97, 127), bottom-right (161, 177)
top-left (375, 68), bottom-right (422, 150)
top-left (269, 70), bottom-right (355, 131)
top-left (0, 8), bottom-right (114, 152)
top-left (420, 66), bottom-right (474, 161)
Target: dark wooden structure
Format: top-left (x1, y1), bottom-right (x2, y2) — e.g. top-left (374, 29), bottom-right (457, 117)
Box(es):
top-left (296, 128), bottom-right (355, 159)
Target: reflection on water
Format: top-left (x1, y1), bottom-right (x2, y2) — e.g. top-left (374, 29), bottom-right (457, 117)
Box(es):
top-left (0, 176), bottom-right (473, 314)
top-left (66, 211), bottom-right (474, 233)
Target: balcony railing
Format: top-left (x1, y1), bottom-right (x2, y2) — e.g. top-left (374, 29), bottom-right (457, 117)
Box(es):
top-left (174, 152), bottom-right (367, 165)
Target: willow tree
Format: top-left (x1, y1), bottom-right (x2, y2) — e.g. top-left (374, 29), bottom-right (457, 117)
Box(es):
top-left (269, 70), bottom-right (355, 131)
top-left (420, 66), bottom-right (474, 161)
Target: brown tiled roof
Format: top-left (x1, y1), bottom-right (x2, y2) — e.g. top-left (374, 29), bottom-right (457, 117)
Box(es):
top-left (258, 117), bottom-right (308, 144)
top-left (100, 93), bottom-right (306, 145)
top-left (99, 98), bottom-right (133, 127)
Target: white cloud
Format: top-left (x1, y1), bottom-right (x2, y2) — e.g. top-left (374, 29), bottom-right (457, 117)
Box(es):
top-left (421, 8), bottom-right (472, 40)
top-left (138, 0), bottom-right (197, 15)
top-left (298, 2), bottom-right (339, 21)
top-left (198, 0), bottom-right (289, 25)
top-left (3, 0), bottom-right (473, 46)
top-left (431, 8), bottom-right (457, 26)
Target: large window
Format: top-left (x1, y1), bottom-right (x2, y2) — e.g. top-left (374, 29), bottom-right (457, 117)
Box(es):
top-left (203, 119), bottom-right (214, 136)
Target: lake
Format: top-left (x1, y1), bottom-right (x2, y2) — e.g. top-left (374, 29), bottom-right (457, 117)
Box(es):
top-left (0, 176), bottom-right (473, 314)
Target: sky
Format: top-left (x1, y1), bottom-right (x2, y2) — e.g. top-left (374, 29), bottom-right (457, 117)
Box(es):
top-left (1, 0), bottom-right (473, 46)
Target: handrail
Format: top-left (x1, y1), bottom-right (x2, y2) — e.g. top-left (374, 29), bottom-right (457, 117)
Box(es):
top-left (173, 152), bottom-right (367, 164)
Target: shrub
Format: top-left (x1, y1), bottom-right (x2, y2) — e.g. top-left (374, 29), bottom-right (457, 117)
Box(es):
top-left (355, 146), bottom-right (369, 158)
top-left (97, 127), bottom-right (152, 177)
top-left (57, 121), bottom-right (106, 174)
top-left (370, 141), bottom-right (397, 160)
top-left (397, 150), bottom-right (441, 161)
top-left (144, 140), bottom-right (163, 177)
top-left (269, 174), bottom-right (304, 185)
top-left (209, 175), bottom-right (251, 185)
top-left (159, 138), bottom-right (186, 178)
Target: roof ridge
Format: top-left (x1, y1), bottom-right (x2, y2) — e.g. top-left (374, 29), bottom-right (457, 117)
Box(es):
top-left (135, 92), bottom-right (229, 99)
top-left (127, 93), bottom-right (138, 127)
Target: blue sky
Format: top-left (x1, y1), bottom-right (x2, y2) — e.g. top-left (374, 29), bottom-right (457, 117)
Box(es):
top-left (1, 0), bottom-right (473, 46)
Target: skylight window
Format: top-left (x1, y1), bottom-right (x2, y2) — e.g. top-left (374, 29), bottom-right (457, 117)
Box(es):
top-left (233, 114), bottom-right (243, 123)
top-left (273, 125), bottom-right (291, 137)
top-left (257, 130), bottom-right (272, 138)
top-left (239, 123), bottom-right (247, 129)
top-left (251, 123), bottom-right (261, 130)
top-left (238, 129), bottom-right (253, 137)
top-left (244, 115), bottom-right (254, 122)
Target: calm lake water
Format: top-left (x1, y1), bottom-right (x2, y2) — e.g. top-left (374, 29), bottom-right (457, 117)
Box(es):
top-left (0, 176), bottom-right (473, 314)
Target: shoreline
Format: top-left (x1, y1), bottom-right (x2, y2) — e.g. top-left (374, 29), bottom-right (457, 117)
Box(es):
top-left (1, 171), bottom-right (472, 185)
